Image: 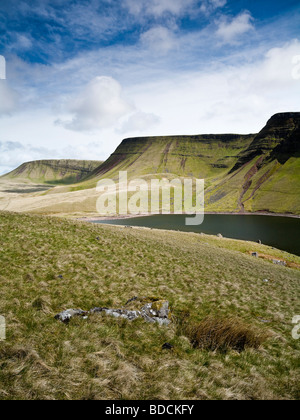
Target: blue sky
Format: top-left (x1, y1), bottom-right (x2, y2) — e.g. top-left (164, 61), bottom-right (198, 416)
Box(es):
top-left (0, 0), bottom-right (300, 174)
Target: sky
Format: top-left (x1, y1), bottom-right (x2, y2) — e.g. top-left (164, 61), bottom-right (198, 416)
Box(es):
top-left (0, 0), bottom-right (300, 174)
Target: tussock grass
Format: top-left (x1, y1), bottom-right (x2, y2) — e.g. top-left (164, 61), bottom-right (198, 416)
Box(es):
top-left (185, 316), bottom-right (269, 352)
top-left (0, 211), bottom-right (299, 400)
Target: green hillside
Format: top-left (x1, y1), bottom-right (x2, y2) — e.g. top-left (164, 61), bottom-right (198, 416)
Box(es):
top-left (0, 211), bottom-right (299, 400)
top-left (75, 112), bottom-right (300, 215)
top-left (78, 134), bottom-right (255, 190)
top-left (1, 160), bottom-right (102, 185)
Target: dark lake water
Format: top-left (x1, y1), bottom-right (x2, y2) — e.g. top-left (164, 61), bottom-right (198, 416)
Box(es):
top-left (94, 214), bottom-right (300, 256)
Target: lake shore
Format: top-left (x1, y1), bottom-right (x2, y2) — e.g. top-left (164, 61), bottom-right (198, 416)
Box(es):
top-left (78, 211), bottom-right (300, 222)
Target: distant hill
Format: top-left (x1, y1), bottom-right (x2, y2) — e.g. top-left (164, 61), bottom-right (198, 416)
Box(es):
top-left (1, 159), bottom-right (103, 185)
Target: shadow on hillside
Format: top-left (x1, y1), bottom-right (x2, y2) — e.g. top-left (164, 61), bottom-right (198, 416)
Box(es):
top-left (3, 186), bottom-right (53, 194)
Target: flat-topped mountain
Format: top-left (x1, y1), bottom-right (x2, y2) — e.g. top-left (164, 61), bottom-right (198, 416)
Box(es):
top-left (84, 133), bottom-right (255, 182)
top-left (1, 159), bottom-right (103, 185)
top-left (77, 112), bottom-right (300, 215)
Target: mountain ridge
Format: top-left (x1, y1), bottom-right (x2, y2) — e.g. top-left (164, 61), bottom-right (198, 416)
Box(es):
top-left (80, 112), bottom-right (300, 215)
top-left (0, 113), bottom-right (299, 216)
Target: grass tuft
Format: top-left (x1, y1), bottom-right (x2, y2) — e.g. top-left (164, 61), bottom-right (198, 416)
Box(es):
top-left (31, 296), bottom-right (52, 314)
top-left (185, 316), bottom-right (269, 352)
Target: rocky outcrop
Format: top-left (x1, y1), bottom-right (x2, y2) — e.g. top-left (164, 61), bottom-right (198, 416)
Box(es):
top-left (55, 297), bottom-right (172, 326)
top-left (231, 113), bottom-right (300, 173)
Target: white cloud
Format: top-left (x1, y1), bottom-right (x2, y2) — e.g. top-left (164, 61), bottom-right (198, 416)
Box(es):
top-left (258, 40), bottom-right (300, 85)
top-left (200, 0), bottom-right (227, 14)
top-left (0, 81), bottom-right (19, 115)
top-left (57, 76), bottom-right (133, 132)
top-left (216, 12), bottom-right (254, 44)
top-left (9, 34), bottom-right (33, 52)
top-left (119, 112), bottom-right (161, 134)
top-left (210, 0), bottom-right (227, 6)
top-left (122, 39), bottom-right (300, 136)
top-left (140, 26), bottom-right (176, 53)
top-left (18, 0), bottom-right (122, 42)
top-left (125, 0), bottom-right (195, 17)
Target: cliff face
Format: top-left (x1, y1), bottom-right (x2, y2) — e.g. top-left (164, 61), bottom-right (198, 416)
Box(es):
top-left (1, 159), bottom-right (102, 185)
top-left (249, 112), bottom-right (300, 154)
top-left (205, 113), bottom-right (300, 214)
top-left (231, 113), bottom-right (300, 171)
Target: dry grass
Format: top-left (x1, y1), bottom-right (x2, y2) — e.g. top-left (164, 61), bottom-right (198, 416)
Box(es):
top-left (0, 211), bottom-right (299, 400)
top-left (185, 316), bottom-right (269, 352)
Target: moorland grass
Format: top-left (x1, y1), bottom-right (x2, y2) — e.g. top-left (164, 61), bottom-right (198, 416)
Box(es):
top-left (0, 211), bottom-right (299, 400)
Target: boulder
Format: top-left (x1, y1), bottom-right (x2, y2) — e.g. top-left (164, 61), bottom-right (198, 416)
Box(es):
top-left (272, 259), bottom-right (287, 266)
top-left (140, 301), bottom-right (171, 325)
top-left (55, 297), bottom-right (172, 326)
top-left (125, 296), bottom-right (172, 325)
top-left (102, 308), bottom-right (140, 321)
top-left (54, 309), bottom-right (87, 324)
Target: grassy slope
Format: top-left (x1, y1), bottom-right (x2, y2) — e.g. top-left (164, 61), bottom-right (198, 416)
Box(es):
top-left (204, 157), bottom-right (300, 214)
top-left (74, 134), bottom-right (255, 190)
top-left (1, 160), bottom-right (102, 185)
top-left (249, 158), bottom-right (300, 214)
top-left (0, 212), bottom-right (299, 400)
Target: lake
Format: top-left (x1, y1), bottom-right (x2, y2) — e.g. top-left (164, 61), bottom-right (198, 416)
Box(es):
top-left (94, 214), bottom-right (300, 256)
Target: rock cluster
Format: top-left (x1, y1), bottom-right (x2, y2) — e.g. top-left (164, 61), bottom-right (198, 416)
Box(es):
top-left (272, 259), bottom-right (287, 266)
top-left (55, 297), bottom-right (172, 326)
